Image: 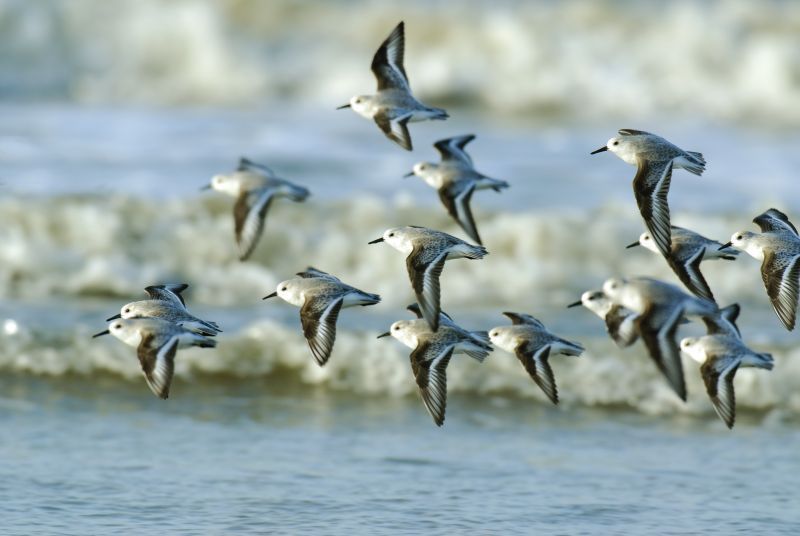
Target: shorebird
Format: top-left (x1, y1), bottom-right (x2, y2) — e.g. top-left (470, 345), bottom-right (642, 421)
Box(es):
top-left (405, 303), bottom-right (492, 361)
top-left (369, 226), bottom-right (487, 331)
top-left (680, 335), bottom-right (773, 429)
top-left (591, 129), bottom-right (706, 258)
top-left (603, 276), bottom-right (718, 401)
top-left (108, 284), bottom-right (221, 336)
top-left (489, 312), bottom-right (584, 404)
top-left (204, 157), bottom-right (310, 261)
top-left (264, 268), bottom-right (380, 366)
top-left (722, 208), bottom-right (800, 330)
top-left (567, 290), bottom-right (639, 348)
top-left (405, 134), bottom-right (509, 244)
top-left (336, 21), bottom-right (448, 150)
top-left (378, 318), bottom-right (488, 426)
top-left (626, 226), bottom-right (738, 301)
top-left (93, 317), bottom-right (216, 399)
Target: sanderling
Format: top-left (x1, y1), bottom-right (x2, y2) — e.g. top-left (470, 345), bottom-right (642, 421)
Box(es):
top-left (107, 284), bottom-right (222, 336)
top-left (92, 317), bottom-right (216, 399)
top-left (626, 226), bottom-right (738, 301)
top-left (369, 226), bottom-right (488, 331)
top-left (204, 157), bottom-right (310, 261)
top-left (263, 268), bottom-right (380, 366)
top-left (603, 277), bottom-right (718, 401)
top-left (680, 335), bottom-right (773, 429)
top-left (722, 208), bottom-right (800, 330)
top-left (377, 318), bottom-right (487, 426)
top-left (405, 303), bottom-right (492, 362)
top-left (404, 134), bottom-right (509, 244)
top-left (336, 21), bottom-right (448, 151)
top-left (591, 129), bottom-right (706, 258)
top-left (567, 290), bottom-right (639, 348)
top-left (489, 312), bottom-right (584, 404)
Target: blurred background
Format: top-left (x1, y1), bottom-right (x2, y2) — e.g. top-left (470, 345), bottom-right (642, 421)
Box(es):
top-left (2, 1), bottom-right (800, 533)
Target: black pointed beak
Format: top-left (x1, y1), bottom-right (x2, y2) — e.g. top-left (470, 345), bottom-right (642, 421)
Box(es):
top-left (377, 331), bottom-right (391, 339)
top-left (590, 146), bottom-right (608, 155)
top-left (106, 313), bottom-right (121, 321)
top-left (336, 104), bottom-right (351, 110)
top-left (567, 300), bottom-right (582, 308)
top-left (368, 237), bottom-right (384, 244)
top-left (718, 242), bottom-right (733, 251)
top-left (403, 171), bottom-right (414, 178)
top-left (263, 291), bottom-right (278, 300)
top-left (92, 329), bottom-right (110, 338)
top-left (626, 241), bottom-right (640, 249)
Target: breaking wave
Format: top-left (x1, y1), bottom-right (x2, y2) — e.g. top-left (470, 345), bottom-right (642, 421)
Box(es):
top-left (2, 0), bottom-right (799, 124)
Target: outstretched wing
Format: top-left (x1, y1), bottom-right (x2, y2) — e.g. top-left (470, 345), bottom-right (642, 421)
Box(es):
top-left (300, 295), bottom-right (344, 366)
top-left (237, 157), bottom-right (275, 177)
top-left (371, 21), bottom-right (409, 92)
top-left (637, 304), bottom-right (687, 401)
top-left (753, 208), bottom-right (798, 235)
top-left (762, 250), bottom-right (800, 331)
top-left (407, 246), bottom-right (447, 332)
top-left (633, 159), bottom-right (674, 258)
top-left (701, 358), bottom-right (739, 429)
top-left (439, 181), bottom-right (481, 244)
top-left (668, 247), bottom-right (715, 302)
top-left (433, 135), bottom-right (475, 166)
top-left (410, 340), bottom-right (454, 426)
top-left (137, 333), bottom-right (178, 399)
top-left (514, 343), bottom-right (559, 404)
top-left (144, 284), bottom-right (188, 309)
top-left (374, 112), bottom-right (412, 151)
top-left (233, 187), bottom-right (276, 261)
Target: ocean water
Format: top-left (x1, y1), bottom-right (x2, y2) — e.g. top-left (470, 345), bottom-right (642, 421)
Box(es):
top-left (3, 0), bottom-right (800, 533)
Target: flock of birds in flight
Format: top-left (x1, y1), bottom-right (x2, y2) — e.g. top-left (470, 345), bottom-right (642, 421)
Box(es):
top-left (91, 21), bottom-right (795, 429)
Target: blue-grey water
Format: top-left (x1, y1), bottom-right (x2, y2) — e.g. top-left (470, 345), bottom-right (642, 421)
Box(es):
top-left (3, 0), bottom-right (800, 533)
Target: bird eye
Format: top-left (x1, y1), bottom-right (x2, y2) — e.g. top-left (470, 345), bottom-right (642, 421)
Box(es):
top-left (420, 165), bottom-right (426, 170)
top-left (114, 323), bottom-right (121, 329)
top-left (281, 287), bottom-right (287, 291)
top-left (613, 141), bottom-right (619, 146)
top-left (388, 232), bottom-right (394, 237)
top-left (124, 308), bottom-right (130, 313)
top-left (356, 98), bottom-right (362, 104)
top-left (644, 236), bottom-right (650, 241)
top-left (393, 325), bottom-right (399, 331)
top-left (736, 235), bottom-right (742, 240)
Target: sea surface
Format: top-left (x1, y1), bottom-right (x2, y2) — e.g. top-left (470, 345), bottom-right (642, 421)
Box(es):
top-left (3, 0), bottom-right (800, 533)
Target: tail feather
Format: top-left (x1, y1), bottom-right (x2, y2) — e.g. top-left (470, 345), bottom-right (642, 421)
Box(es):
top-left (359, 292), bottom-right (382, 306)
top-left (193, 337), bottom-right (217, 349)
top-left (463, 245), bottom-right (488, 259)
top-left (683, 151), bottom-right (706, 176)
top-left (758, 353), bottom-right (774, 370)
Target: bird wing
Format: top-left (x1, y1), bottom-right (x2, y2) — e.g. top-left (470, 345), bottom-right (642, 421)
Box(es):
top-left (701, 358), bottom-right (739, 429)
top-left (300, 294), bottom-right (344, 366)
top-left (137, 333), bottom-right (178, 399)
top-left (637, 304), bottom-right (687, 401)
top-left (762, 250), bottom-right (800, 330)
top-left (433, 135), bottom-right (475, 166)
top-left (618, 128), bottom-right (655, 137)
top-left (410, 340), bottom-right (454, 426)
top-left (237, 157), bottom-right (275, 177)
top-left (374, 111), bottom-right (412, 151)
top-left (439, 180), bottom-right (481, 244)
top-left (668, 246), bottom-right (715, 302)
top-left (502, 312), bottom-right (545, 328)
top-left (406, 245), bottom-right (448, 331)
top-left (633, 159), bottom-right (674, 258)
top-left (605, 306), bottom-right (639, 347)
top-left (233, 187), bottom-right (276, 261)
top-left (144, 284), bottom-right (189, 308)
top-left (753, 208), bottom-right (798, 235)
top-left (371, 21), bottom-right (409, 92)
top-left (514, 342), bottom-right (558, 405)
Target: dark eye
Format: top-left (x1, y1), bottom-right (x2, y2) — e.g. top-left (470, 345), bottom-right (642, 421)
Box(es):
top-left (388, 232), bottom-right (394, 237)
top-left (393, 325), bottom-right (399, 330)
top-left (281, 287), bottom-right (287, 291)
top-left (124, 308), bottom-right (130, 313)
top-left (736, 235), bottom-right (742, 240)
top-left (114, 323), bottom-right (121, 329)
top-left (613, 141), bottom-right (619, 146)
top-left (356, 98), bottom-right (361, 103)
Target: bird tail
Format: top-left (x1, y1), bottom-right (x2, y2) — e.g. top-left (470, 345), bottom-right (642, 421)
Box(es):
top-left (190, 334), bottom-right (217, 349)
top-left (756, 353), bottom-right (774, 370)
top-left (462, 244), bottom-right (488, 259)
top-left (683, 151), bottom-right (706, 176)
top-left (357, 292), bottom-right (382, 306)
top-left (430, 108), bottom-right (449, 120)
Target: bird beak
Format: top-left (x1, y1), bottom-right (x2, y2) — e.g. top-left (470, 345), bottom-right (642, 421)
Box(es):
top-left (590, 146), bottom-right (608, 154)
top-left (200, 184), bottom-right (212, 190)
top-left (403, 171), bottom-right (414, 178)
top-left (718, 242), bottom-right (733, 251)
top-left (336, 104), bottom-right (351, 110)
top-left (625, 241), bottom-right (640, 249)
top-left (92, 329), bottom-right (110, 338)
top-left (376, 331), bottom-right (391, 339)
top-left (368, 237), bottom-right (384, 244)
top-left (263, 291), bottom-right (278, 300)
top-left (566, 300), bottom-right (582, 308)
top-left (106, 313), bottom-right (121, 321)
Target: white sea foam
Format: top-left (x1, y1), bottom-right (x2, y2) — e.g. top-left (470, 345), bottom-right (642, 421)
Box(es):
top-left (0, 194), bottom-right (795, 419)
top-left (1, 0), bottom-right (799, 124)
